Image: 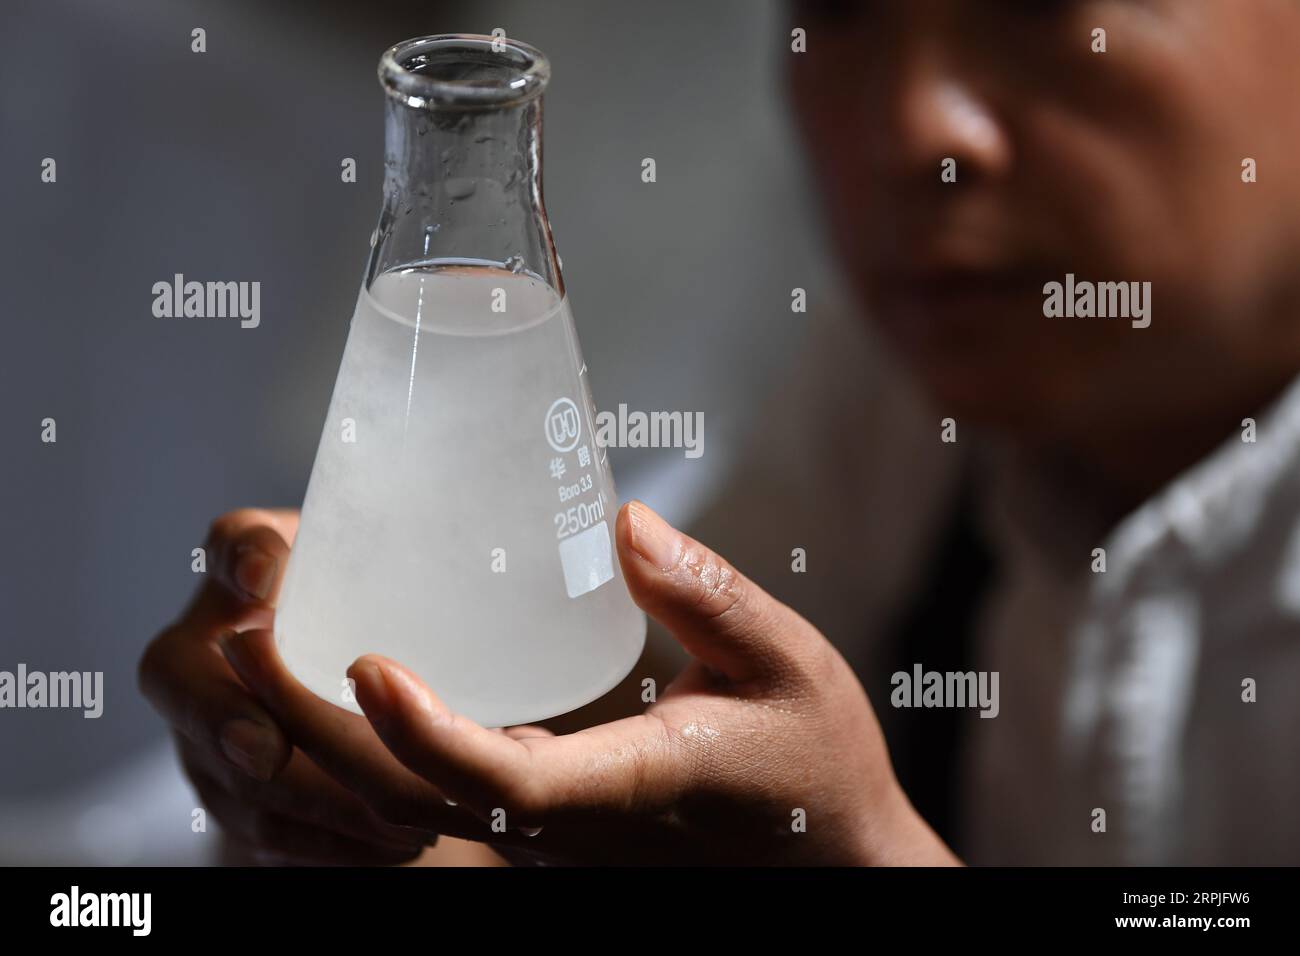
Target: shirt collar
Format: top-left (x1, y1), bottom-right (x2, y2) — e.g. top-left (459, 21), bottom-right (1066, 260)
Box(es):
top-left (976, 374), bottom-right (1300, 588)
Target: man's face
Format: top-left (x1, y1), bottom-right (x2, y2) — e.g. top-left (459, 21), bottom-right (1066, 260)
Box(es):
top-left (790, 0), bottom-right (1300, 440)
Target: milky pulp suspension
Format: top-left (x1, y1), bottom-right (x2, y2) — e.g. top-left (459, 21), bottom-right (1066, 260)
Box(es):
top-left (275, 267), bottom-right (646, 726)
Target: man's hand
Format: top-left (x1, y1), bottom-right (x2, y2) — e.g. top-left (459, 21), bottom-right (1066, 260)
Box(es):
top-left (138, 509), bottom-right (435, 865)
top-left (214, 501), bottom-right (958, 866)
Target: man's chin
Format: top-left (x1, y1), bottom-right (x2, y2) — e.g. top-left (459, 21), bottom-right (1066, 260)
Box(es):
top-left (892, 343), bottom-right (1063, 436)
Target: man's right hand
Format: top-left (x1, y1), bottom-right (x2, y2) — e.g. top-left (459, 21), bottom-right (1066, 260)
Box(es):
top-left (138, 508), bottom-right (433, 865)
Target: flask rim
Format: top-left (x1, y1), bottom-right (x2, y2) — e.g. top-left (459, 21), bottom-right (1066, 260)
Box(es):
top-left (379, 34), bottom-right (551, 110)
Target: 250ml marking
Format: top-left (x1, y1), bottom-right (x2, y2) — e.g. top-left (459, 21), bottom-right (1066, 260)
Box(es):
top-left (555, 494), bottom-right (606, 540)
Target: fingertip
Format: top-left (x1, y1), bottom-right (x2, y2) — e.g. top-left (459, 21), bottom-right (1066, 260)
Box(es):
top-left (348, 656), bottom-right (392, 721)
top-left (349, 652), bottom-right (391, 673)
top-left (351, 655), bottom-right (450, 723)
top-left (614, 501), bottom-right (636, 558)
top-left (382, 658), bottom-right (450, 718)
top-left (619, 499), bottom-right (682, 574)
top-left (615, 500), bottom-right (637, 533)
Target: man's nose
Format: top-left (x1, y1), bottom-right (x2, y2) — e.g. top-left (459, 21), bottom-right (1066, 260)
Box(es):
top-left (878, 43), bottom-right (1013, 185)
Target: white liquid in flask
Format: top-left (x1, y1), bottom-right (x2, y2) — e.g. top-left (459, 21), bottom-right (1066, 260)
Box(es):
top-left (275, 267), bottom-right (646, 727)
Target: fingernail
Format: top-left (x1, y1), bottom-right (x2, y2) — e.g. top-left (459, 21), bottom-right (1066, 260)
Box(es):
top-left (219, 717), bottom-right (278, 781)
top-left (234, 544), bottom-right (277, 601)
top-left (519, 825), bottom-right (543, 838)
top-left (627, 501), bottom-right (679, 571)
top-left (350, 660), bottom-right (391, 717)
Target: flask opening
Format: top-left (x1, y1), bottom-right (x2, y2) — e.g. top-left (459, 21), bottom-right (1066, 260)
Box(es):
top-left (379, 34), bottom-right (550, 111)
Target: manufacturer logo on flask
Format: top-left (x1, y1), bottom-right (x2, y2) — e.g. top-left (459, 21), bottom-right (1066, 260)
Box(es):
top-left (545, 397), bottom-right (581, 452)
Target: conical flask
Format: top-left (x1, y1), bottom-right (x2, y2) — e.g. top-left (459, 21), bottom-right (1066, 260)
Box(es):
top-left (275, 35), bottom-right (646, 727)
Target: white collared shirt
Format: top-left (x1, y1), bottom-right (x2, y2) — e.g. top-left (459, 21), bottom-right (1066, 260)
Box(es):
top-left (962, 377), bottom-right (1300, 864)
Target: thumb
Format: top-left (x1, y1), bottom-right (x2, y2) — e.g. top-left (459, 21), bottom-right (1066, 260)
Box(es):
top-left (616, 500), bottom-right (817, 684)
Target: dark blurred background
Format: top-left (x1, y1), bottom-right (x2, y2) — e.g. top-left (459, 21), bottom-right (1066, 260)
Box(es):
top-left (0, 0), bottom-right (837, 862)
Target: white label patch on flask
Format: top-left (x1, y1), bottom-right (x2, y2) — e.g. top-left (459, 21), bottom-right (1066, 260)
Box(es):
top-left (558, 520), bottom-right (614, 598)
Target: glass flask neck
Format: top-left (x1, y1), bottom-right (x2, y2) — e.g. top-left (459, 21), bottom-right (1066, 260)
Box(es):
top-left (368, 35), bottom-right (562, 295)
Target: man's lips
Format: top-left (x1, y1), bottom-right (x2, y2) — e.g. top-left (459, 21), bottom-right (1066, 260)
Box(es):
top-left (870, 268), bottom-right (1053, 343)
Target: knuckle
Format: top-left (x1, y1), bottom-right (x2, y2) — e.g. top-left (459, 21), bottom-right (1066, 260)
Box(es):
top-left (136, 636), bottom-right (162, 692)
top-left (682, 546), bottom-right (747, 623)
top-left (770, 631), bottom-right (834, 703)
top-left (137, 626), bottom-right (181, 700)
top-left (666, 708), bottom-right (719, 781)
top-left (205, 509), bottom-right (267, 554)
top-left (785, 612), bottom-right (839, 682)
top-left (205, 511), bottom-right (243, 547)
top-left (625, 726), bottom-right (672, 812)
top-left (810, 631), bottom-right (843, 679)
